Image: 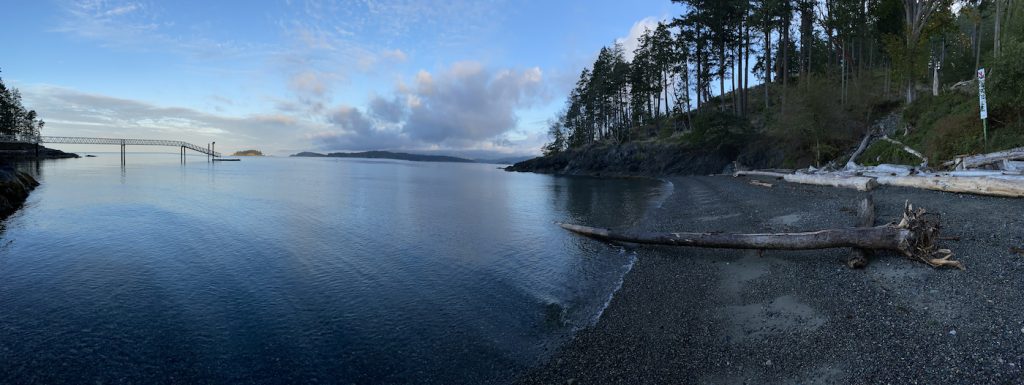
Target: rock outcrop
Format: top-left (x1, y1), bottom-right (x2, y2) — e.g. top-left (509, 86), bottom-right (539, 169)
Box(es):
top-left (0, 166), bottom-right (39, 219)
top-left (506, 141), bottom-right (732, 177)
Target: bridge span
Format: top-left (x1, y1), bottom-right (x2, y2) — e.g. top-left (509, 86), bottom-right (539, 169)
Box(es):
top-left (1, 135), bottom-right (221, 163)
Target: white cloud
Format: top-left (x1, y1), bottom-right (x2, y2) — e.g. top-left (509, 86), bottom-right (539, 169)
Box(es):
top-left (616, 17), bottom-right (660, 61)
top-left (309, 62), bottom-right (545, 155)
top-left (54, 0), bottom-right (266, 59)
top-left (20, 85), bottom-right (323, 154)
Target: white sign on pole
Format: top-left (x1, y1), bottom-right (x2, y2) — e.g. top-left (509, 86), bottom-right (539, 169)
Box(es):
top-left (978, 69), bottom-right (988, 120)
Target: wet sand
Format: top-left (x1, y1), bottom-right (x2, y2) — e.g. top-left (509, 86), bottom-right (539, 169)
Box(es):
top-left (519, 175), bottom-right (1024, 384)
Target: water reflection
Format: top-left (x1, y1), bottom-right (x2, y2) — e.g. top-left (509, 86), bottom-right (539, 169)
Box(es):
top-left (0, 154), bottom-right (667, 384)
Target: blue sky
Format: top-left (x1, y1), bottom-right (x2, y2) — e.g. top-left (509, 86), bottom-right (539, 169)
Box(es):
top-left (2, 0), bottom-right (681, 157)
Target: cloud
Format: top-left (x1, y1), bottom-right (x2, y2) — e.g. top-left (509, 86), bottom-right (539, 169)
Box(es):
top-left (404, 62), bottom-right (543, 143)
top-left (309, 62), bottom-right (545, 154)
top-left (286, 70), bottom-right (337, 113)
top-left (20, 85), bottom-right (322, 154)
top-left (379, 49), bottom-right (408, 63)
top-left (616, 17), bottom-right (660, 61)
top-left (368, 96), bottom-right (407, 123)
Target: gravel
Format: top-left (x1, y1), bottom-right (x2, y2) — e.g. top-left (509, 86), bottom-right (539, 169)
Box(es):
top-left (517, 175), bottom-right (1024, 384)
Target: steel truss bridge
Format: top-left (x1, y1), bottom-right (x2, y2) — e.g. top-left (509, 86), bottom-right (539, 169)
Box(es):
top-left (1, 135), bottom-right (221, 162)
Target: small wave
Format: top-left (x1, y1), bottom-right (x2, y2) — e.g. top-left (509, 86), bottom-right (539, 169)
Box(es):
top-left (584, 249), bottom-right (638, 328)
top-left (649, 179), bottom-right (675, 209)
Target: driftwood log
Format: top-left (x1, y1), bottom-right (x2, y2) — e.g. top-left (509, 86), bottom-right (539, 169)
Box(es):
top-left (845, 130), bottom-right (875, 170)
top-left (874, 175), bottom-right (1024, 198)
top-left (846, 196), bottom-right (875, 269)
top-left (734, 171), bottom-right (878, 191)
top-left (880, 135), bottom-right (928, 168)
top-left (943, 146), bottom-right (1024, 169)
top-left (560, 201), bottom-right (962, 269)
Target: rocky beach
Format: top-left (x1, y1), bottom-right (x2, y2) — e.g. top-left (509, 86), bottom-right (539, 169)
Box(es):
top-left (518, 175), bottom-right (1024, 384)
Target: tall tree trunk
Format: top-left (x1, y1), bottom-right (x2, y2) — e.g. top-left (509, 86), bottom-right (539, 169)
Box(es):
top-left (720, 43), bottom-right (727, 112)
top-left (684, 61), bottom-right (693, 130)
top-left (764, 25), bottom-right (772, 112)
top-left (781, 19), bottom-right (790, 115)
top-left (903, 0), bottom-right (941, 105)
top-left (995, 0), bottom-right (1003, 58)
top-left (744, 19), bottom-right (751, 115)
top-left (975, 23), bottom-right (982, 70)
top-left (696, 28), bottom-right (703, 110)
top-left (664, 70), bottom-right (671, 118)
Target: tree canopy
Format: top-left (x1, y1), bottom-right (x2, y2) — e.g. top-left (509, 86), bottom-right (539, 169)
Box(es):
top-left (0, 71), bottom-right (44, 141)
top-left (544, 0), bottom-right (1020, 167)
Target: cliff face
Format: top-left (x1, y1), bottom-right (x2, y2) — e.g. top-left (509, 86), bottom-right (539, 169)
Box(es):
top-left (0, 166), bottom-right (39, 219)
top-left (505, 141), bottom-right (732, 177)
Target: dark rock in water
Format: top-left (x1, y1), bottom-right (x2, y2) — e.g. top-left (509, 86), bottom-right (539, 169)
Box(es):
top-left (85, 155), bottom-right (97, 158)
top-left (0, 166), bottom-right (39, 219)
top-left (506, 141), bottom-right (731, 177)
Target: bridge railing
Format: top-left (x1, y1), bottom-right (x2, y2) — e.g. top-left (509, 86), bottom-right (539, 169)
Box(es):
top-left (0, 134), bottom-right (221, 157)
top-left (0, 133), bottom-right (40, 144)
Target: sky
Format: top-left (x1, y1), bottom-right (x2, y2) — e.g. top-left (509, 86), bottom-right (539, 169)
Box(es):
top-left (1, 0), bottom-right (682, 157)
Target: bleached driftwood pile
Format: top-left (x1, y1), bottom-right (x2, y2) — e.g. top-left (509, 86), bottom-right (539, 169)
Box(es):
top-left (736, 145), bottom-right (1024, 198)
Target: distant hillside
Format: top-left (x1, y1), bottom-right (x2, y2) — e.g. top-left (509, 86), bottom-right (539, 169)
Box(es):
top-left (290, 150), bottom-right (476, 163)
top-left (474, 156), bottom-right (535, 165)
top-left (232, 149), bottom-right (264, 156)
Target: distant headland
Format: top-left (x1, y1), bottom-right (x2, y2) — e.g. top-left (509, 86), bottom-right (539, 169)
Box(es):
top-left (231, 150), bottom-right (264, 156)
top-left (291, 151), bottom-right (475, 163)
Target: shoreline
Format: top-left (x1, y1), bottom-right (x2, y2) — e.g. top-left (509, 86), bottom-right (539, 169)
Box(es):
top-left (585, 178), bottom-right (675, 329)
top-left (0, 166), bottom-right (40, 219)
top-left (518, 175), bottom-right (1024, 383)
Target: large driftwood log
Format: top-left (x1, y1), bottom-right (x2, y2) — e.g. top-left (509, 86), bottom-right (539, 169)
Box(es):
top-left (559, 222), bottom-right (908, 250)
top-left (874, 175), bottom-right (1024, 198)
top-left (845, 130), bottom-right (875, 170)
top-left (560, 202), bottom-right (961, 269)
top-left (943, 146), bottom-right (1024, 169)
top-left (734, 171), bottom-right (878, 191)
top-left (880, 135), bottom-right (928, 168)
top-left (847, 196), bottom-right (876, 269)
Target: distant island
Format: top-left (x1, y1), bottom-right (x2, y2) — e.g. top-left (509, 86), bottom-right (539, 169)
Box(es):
top-left (232, 150), bottom-right (264, 156)
top-left (291, 151), bottom-right (475, 163)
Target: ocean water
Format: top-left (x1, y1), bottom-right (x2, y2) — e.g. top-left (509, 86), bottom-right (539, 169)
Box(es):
top-left (0, 153), bottom-right (667, 384)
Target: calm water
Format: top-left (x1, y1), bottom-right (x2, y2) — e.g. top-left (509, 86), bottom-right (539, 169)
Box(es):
top-left (0, 153), bottom-right (667, 384)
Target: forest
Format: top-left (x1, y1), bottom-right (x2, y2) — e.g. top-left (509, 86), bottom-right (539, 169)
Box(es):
top-left (543, 0), bottom-right (1024, 169)
top-left (0, 73), bottom-right (44, 142)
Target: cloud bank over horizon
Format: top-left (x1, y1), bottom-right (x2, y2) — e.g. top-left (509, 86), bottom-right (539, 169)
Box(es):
top-left (311, 62), bottom-right (545, 153)
top-left (5, 0), bottom-right (675, 156)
